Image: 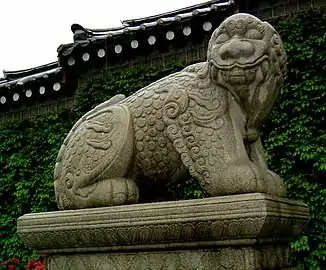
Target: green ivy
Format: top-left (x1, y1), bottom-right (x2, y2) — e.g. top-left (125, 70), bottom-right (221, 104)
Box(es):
top-left (0, 62), bottom-right (187, 266)
top-left (262, 8), bottom-right (326, 268)
top-left (0, 110), bottom-right (77, 266)
top-left (0, 8), bottom-right (325, 269)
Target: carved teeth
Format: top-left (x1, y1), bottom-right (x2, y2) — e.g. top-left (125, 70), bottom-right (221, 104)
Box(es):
top-left (220, 66), bottom-right (258, 86)
top-left (244, 67), bottom-right (258, 83)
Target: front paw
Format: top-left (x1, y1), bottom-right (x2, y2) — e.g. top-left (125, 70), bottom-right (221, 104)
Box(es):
top-left (209, 162), bottom-right (266, 196)
top-left (264, 170), bottom-right (286, 197)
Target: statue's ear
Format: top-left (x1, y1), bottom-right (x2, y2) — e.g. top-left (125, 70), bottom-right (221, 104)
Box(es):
top-left (271, 33), bottom-right (287, 76)
top-left (207, 28), bottom-right (220, 60)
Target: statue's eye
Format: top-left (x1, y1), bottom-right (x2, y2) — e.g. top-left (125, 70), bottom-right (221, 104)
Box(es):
top-left (245, 29), bottom-right (263, 39)
top-left (216, 33), bottom-right (230, 44)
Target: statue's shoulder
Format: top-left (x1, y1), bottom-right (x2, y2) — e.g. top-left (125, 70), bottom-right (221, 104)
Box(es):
top-left (123, 62), bottom-right (208, 105)
top-left (158, 62), bottom-right (208, 89)
top-left (181, 62), bottom-right (207, 74)
top-left (151, 62), bottom-right (207, 88)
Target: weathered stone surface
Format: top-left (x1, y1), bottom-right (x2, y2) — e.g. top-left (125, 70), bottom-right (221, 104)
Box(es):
top-left (18, 194), bottom-right (308, 269)
top-left (18, 193), bottom-right (308, 251)
top-left (17, 13), bottom-right (307, 270)
top-left (46, 247), bottom-right (299, 270)
top-left (54, 13), bottom-right (288, 210)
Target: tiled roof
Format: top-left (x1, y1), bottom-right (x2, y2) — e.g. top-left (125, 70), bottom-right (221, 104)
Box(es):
top-left (0, 62), bottom-right (61, 89)
top-left (123, 0), bottom-right (234, 26)
top-left (0, 62), bottom-right (63, 107)
top-left (1, 0), bottom-right (235, 109)
top-left (58, 0), bottom-right (235, 57)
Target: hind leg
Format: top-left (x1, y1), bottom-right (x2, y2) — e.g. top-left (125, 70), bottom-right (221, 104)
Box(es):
top-left (78, 177), bottom-right (139, 208)
top-left (56, 178), bottom-right (139, 210)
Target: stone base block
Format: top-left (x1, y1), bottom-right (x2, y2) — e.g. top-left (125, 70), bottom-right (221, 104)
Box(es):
top-left (46, 246), bottom-right (300, 270)
top-left (17, 193), bottom-right (309, 270)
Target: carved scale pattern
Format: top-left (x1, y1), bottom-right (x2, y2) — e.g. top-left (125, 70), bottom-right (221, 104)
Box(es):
top-left (124, 63), bottom-right (228, 189)
top-left (161, 66), bottom-right (228, 189)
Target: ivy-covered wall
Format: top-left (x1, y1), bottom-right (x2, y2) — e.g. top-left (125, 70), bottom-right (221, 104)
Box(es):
top-left (0, 8), bottom-right (325, 269)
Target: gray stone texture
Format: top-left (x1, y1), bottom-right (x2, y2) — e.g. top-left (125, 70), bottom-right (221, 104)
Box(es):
top-left (45, 247), bottom-right (299, 270)
top-left (54, 14), bottom-right (288, 210)
top-left (18, 193), bottom-right (309, 269)
top-left (17, 14), bottom-right (309, 270)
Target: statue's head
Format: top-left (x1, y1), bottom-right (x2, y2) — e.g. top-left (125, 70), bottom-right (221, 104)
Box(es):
top-left (207, 13), bottom-right (286, 101)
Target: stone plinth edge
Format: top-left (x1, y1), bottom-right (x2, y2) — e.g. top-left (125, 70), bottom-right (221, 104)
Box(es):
top-left (17, 193), bottom-right (309, 253)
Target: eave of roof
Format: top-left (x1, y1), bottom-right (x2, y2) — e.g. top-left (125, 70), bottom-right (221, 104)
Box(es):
top-left (0, 62), bottom-right (66, 108)
top-left (1, 0), bottom-right (236, 109)
top-left (58, 0), bottom-right (235, 57)
top-left (2, 62), bottom-right (58, 80)
top-left (0, 62), bottom-right (61, 89)
top-left (122, 0), bottom-right (231, 26)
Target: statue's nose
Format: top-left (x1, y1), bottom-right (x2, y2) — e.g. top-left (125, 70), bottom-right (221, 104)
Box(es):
top-left (219, 37), bottom-right (254, 60)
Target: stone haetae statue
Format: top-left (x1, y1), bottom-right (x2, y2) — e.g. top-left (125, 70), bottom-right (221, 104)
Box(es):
top-left (54, 13), bottom-right (287, 210)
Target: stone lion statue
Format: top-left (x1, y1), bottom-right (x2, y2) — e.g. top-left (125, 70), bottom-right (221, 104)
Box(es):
top-left (54, 13), bottom-right (287, 210)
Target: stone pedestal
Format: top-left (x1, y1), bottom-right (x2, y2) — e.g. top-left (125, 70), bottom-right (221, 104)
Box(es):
top-left (17, 193), bottom-right (309, 269)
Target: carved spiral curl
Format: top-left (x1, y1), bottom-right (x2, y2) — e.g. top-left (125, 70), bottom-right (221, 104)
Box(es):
top-left (179, 112), bottom-right (192, 126)
top-left (194, 158), bottom-right (206, 174)
top-left (202, 170), bottom-right (210, 180)
top-left (164, 102), bottom-right (181, 119)
top-left (181, 153), bottom-right (192, 164)
top-left (191, 146), bottom-right (201, 157)
top-left (181, 125), bottom-right (193, 137)
top-left (189, 167), bottom-right (198, 178)
top-left (173, 138), bottom-right (186, 150)
top-left (166, 124), bottom-right (179, 139)
top-left (186, 135), bottom-right (196, 145)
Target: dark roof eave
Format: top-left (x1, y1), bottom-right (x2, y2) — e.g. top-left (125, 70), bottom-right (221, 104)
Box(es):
top-left (0, 65), bottom-right (62, 89)
top-left (58, 0), bottom-right (235, 57)
top-left (2, 62), bottom-right (59, 81)
top-left (83, 0), bottom-right (233, 36)
top-left (122, 0), bottom-right (229, 26)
